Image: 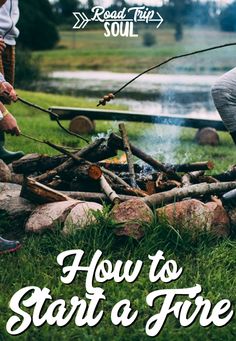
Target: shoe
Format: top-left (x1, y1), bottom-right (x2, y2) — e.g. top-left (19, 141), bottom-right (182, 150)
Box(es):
top-left (0, 131), bottom-right (24, 164)
top-left (0, 237), bottom-right (21, 254)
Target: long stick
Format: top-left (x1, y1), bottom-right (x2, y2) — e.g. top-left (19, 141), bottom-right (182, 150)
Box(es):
top-left (16, 96), bottom-right (89, 143)
top-left (97, 42), bottom-right (236, 106)
top-left (143, 181), bottom-right (236, 208)
top-left (119, 123), bottom-right (137, 188)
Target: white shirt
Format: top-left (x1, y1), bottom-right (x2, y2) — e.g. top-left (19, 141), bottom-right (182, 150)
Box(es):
top-left (0, 0), bottom-right (19, 46)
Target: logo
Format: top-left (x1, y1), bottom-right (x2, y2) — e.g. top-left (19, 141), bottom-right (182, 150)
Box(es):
top-left (73, 6), bottom-right (163, 38)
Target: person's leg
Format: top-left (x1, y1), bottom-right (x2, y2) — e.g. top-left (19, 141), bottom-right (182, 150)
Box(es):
top-left (212, 68), bottom-right (236, 145)
top-left (0, 236), bottom-right (21, 254)
top-left (0, 45), bottom-right (24, 163)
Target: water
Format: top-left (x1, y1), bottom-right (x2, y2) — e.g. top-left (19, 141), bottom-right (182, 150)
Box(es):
top-left (49, 70), bottom-right (221, 119)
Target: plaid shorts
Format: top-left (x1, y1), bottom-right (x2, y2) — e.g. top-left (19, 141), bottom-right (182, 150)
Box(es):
top-left (0, 45), bottom-right (15, 104)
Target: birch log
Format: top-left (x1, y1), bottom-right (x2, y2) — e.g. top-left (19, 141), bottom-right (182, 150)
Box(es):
top-left (143, 182), bottom-right (236, 208)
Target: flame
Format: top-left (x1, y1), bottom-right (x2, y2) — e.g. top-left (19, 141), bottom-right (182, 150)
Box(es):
top-left (104, 153), bottom-right (127, 164)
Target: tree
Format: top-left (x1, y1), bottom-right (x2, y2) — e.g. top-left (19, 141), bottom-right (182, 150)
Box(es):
top-left (88, 0), bottom-right (95, 9)
top-left (169, 0), bottom-right (192, 41)
top-left (18, 0), bottom-right (59, 50)
top-left (219, 1), bottom-right (236, 32)
top-left (57, 0), bottom-right (80, 17)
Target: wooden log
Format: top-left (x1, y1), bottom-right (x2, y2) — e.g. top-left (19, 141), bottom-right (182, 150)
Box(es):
top-left (61, 161), bottom-right (102, 181)
top-left (64, 191), bottom-right (135, 203)
top-left (214, 167), bottom-right (236, 182)
top-left (21, 178), bottom-right (73, 204)
top-left (69, 116), bottom-right (95, 135)
top-left (12, 153), bottom-right (68, 175)
top-left (146, 180), bottom-right (156, 195)
top-left (195, 128), bottom-right (220, 146)
top-left (198, 176), bottom-right (219, 184)
top-left (182, 174), bottom-right (191, 187)
top-left (168, 161), bottom-right (214, 173)
top-left (100, 175), bottom-right (121, 204)
top-left (35, 138), bottom-right (116, 183)
top-left (119, 123), bottom-right (137, 188)
top-left (108, 133), bottom-right (170, 173)
top-left (143, 182), bottom-right (236, 208)
top-left (49, 107), bottom-right (227, 132)
top-left (99, 162), bottom-right (145, 173)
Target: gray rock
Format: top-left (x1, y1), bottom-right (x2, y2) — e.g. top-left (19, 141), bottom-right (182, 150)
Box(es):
top-left (111, 199), bottom-right (154, 240)
top-left (63, 202), bottom-right (103, 235)
top-left (25, 200), bottom-right (78, 233)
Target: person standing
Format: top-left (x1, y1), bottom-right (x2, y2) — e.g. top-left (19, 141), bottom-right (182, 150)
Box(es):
top-left (212, 67), bottom-right (236, 144)
top-left (0, 0), bottom-right (23, 163)
top-left (0, 0), bottom-right (21, 253)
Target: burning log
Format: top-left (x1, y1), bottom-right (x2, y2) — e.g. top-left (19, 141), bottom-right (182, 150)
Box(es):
top-left (108, 133), bottom-right (170, 173)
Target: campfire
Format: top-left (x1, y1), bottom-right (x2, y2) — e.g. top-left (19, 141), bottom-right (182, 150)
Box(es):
top-left (1, 123), bottom-right (236, 239)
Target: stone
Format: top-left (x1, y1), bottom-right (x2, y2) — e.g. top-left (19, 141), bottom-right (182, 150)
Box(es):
top-left (63, 202), bottom-right (103, 235)
top-left (111, 199), bottom-right (154, 240)
top-left (0, 160), bottom-right (11, 182)
top-left (25, 200), bottom-right (78, 233)
top-left (195, 128), bottom-right (220, 146)
top-left (205, 201), bottom-right (230, 237)
top-left (0, 184), bottom-right (35, 237)
top-left (157, 199), bottom-right (230, 237)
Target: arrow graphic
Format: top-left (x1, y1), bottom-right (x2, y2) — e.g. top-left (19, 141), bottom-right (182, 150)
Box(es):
top-left (73, 12), bottom-right (90, 29)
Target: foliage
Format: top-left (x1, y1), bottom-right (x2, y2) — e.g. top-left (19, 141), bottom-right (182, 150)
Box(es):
top-left (18, 0), bottom-right (59, 50)
top-left (15, 49), bottom-right (44, 89)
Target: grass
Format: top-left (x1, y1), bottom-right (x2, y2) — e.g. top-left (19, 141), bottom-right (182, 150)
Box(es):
top-left (0, 90), bottom-right (236, 340)
top-left (33, 27), bottom-right (236, 73)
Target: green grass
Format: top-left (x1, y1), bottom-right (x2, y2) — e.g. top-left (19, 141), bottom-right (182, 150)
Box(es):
top-left (33, 27), bottom-right (236, 73)
top-left (0, 90), bottom-right (236, 340)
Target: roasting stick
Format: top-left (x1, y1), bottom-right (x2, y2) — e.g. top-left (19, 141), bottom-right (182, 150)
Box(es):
top-left (97, 42), bottom-right (236, 107)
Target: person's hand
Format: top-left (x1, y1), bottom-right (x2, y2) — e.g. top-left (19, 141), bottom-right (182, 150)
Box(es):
top-left (0, 113), bottom-right (20, 136)
top-left (0, 81), bottom-right (18, 101)
top-left (0, 1), bottom-right (7, 8)
top-left (0, 37), bottom-right (6, 53)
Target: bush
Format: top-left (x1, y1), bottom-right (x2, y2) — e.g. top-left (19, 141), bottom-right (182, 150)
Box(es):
top-left (15, 49), bottom-right (44, 89)
top-left (143, 32), bottom-right (156, 47)
top-left (18, 0), bottom-right (59, 50)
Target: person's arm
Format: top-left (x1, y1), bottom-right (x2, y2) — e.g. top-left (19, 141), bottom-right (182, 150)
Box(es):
top-left (0, 0), bottom-right (7, 7)
top-left (0, 101), bottom-right (20, 136)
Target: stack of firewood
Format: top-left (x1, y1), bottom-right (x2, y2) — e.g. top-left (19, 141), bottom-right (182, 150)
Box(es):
top-left (1, 124), bottom-right (236, 239)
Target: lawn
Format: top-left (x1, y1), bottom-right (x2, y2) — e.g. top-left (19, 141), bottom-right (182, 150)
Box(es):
top-left (0, 90), bottom-right (235, 340)
top-left (33, 27), bottom-right (236, 73)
